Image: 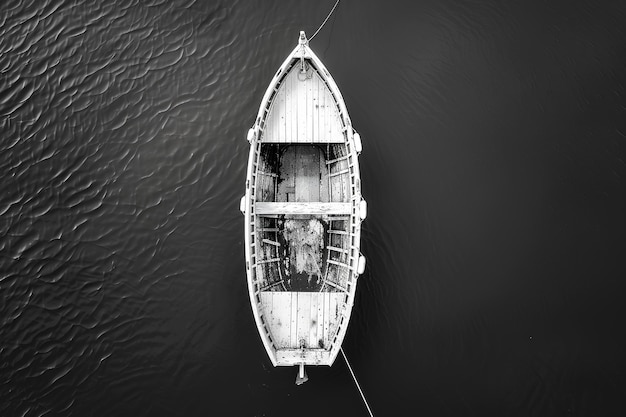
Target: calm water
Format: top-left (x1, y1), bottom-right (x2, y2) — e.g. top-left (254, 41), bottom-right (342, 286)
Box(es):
top-left (2, 0), bottom-right (626, 415)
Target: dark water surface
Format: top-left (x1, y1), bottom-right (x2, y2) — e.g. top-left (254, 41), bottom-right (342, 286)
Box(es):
top-left (2, 0), bottom-right (626, 415)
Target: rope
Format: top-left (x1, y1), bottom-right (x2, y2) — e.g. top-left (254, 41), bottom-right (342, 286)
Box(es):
top-left (309, 0), bottom-right (341, 41)
top-left (340, 347), bottom-right (374, 417)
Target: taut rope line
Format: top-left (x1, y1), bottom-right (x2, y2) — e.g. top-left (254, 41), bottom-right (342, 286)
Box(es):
top-left (340, 347), bottom-right (374, 417)
top-left (309, 0), bottom-right (341, 41)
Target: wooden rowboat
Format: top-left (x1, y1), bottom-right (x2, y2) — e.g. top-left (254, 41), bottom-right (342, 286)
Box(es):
top-left (241, 31), bottom-right (366, 383)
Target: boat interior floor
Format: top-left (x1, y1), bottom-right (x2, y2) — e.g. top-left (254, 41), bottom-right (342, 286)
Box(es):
top-left (257, 143), bottom-right (350, 205)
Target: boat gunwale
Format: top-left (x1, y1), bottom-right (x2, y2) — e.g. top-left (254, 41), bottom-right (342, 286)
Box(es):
top-left (252, 35), bottom-right (353, 140)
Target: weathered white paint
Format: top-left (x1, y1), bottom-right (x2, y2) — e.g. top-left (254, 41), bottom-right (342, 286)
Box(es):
top-left (255, 202), bottom-right (352, 215)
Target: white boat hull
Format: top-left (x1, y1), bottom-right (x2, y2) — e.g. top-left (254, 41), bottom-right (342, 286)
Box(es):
top-left (242, 32), bottom-right (365, 368)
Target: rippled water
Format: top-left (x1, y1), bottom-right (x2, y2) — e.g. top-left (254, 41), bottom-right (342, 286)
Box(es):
top-left (2, 0), bottom-right (626, 415)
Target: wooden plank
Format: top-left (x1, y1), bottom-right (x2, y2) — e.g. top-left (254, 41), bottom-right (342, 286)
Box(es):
top-left (298, 147), bottom-right (308, 202)
top-left (267, 291), bottom-right (278, 344)
top-left (319, 76), bottom-right (330, 143)
top-left (256, 257), bottom-right (280, 265)
top-left (309, 292), bottom-right (318, 349)
top-left (330, 176), bottom-right (339, 203)
top-left (262, 72), bottom-right (279, 143)
top-left (324, 279), bottom-right (347, 292)
top-left (326, 154), bottom-right (349, 165)
top-left (326, 81), bottom-right (335, 142)
top-left (281, 76), bottom-right (287, 143)
top-left (285, 70), bottom-right (293, 142)
top-left (323, 292), bottom-right (331, 347)
top-left (259, 292), bottom-right (272, 321)
top-left (287, 146), bottom-right (296, 200)
top-left (327, 245), bottom-right (348, 254)
top-left (255, 202), bottom-right (351, 215)
top-left (313, 75), bottom-right (320, 144)
top-left (294, 146), bottom-right (320, 202)
top-left (255, 262), bottom-right (265, 287)
top-left (290, 291), bottom-right (298, 348)
top-left (264, 100), bottom-right (273, 142)
top-left (280, 77), bottom-right (286, 142)
top-left (272, 293), bottom-right (292, 348)
top-left (295, 146), bottom-right (306, 201)
top-left (307, 73), bottom-right (314, 142)
top-left (342, 168), bottom-right (350, 201)
top-left (329, 168), bottom-right (349, 177)
top-left (260, 280), bottom-right (283, 291)
top-left (328, 293), bottom-right (341, 345)
top-left (274, 85), bottom-right (282, 142)
top-left (265, 83), bottom-right (276, 140)
top-left (320, 74), bottom-right (327, 142)
top-left (259, 172), bottom-right (266, 202)
top-left (328, 258), bottom-right (350, 268)
top-left (319, 74), bottom-right (326, 143)
top-left (290, 70), bottom-right (298, 142)
top-left (276, 146), bottom-right (293, 201)
top-left (297, 69), bottom-right (306, 142)
top-left (320, 147), bottom-right (329, 203)
top-left (260, 291), bottom-right (274, 344)
top-left (296, 292), bottom-right (311, 348)
top-left (313, 148), bottom-right (321, 201)
top-left (273, 83), bottom-right (281, 143)
top-left (317, 292), bottom-right (325, 348)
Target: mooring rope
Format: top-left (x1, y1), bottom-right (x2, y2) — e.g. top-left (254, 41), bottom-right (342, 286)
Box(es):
top-left (340, 347), bottom-right (374, 417)
top-left (309, 0), bottom-right (341, 41)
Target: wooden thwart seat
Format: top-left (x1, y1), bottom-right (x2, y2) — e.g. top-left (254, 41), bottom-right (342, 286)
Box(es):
top-left (255, 202), bottom-right (351, 215)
